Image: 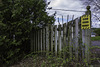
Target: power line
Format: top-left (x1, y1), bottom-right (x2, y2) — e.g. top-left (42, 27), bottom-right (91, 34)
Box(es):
top-left (47, 8), bottom-right (86, 12)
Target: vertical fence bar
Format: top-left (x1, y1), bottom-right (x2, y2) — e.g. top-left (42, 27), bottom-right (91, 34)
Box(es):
top-left (78, 17), bottom-right (82, 61)
top-left (41, 29), bottom-right (43, 54)
top-left (37, 31), bottom-right (39, 53)
top-left (33, 31), bottom-right (35, 53)
top-left (71, 21), bottom-right (74, 57)
top-left (75, 18), bottom-right (79, 61)
top-left (37, 31), bottom-right (38, 53)
top-left (46, 26), bottom-right (49, 55)
top-left (35, 31), bottom-right (36, 53)
top-left (66, 23), bottom-right (68, 46)
top-left (73, 20), bottom-right (75, 51)
top-left (36, 31), bottom-right (38, 53)
top-left (61, 24), bottom-right (63, 57)
top-left (62, 15), bottom-right (63, 24)
top-left (54, 25), bottom-right (57, 56)
top-left (82, 29), bottom-right (85, 59)
top-left (67, 15), bottom-right (69, 22)
top-left (38, 30), bottom-right (40, 53)
top-left (43, 28), bottom-right (45, 54)
top-left (69, 22), bottom-right (72, 59)
top-left (63, 23), bottom-right (66, 59)
top-left (50, 25), bottom-right (53, 53)
top-left (58, 24), bottom-right (62, 57)
top-left (40, 30), bottom-right (42, 53)
top-left (30, 30), bottom-right (33, 52)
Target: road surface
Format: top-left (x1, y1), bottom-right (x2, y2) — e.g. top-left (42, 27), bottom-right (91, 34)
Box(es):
top-left (92, 41), bottom-right (100, 46)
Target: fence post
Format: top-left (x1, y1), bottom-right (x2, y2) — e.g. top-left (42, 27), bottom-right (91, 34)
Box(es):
top-left (82, 6), bottom-right (91, 64)
top-left (85, 6), bottom-right (91, 63)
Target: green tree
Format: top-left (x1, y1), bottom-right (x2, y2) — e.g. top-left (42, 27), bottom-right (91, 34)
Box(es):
top-left (0, 0), bottom-right (55, 65)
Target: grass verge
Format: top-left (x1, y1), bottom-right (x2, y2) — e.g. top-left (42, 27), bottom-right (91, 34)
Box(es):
top-left (91, 36), bottom-right (100, 41)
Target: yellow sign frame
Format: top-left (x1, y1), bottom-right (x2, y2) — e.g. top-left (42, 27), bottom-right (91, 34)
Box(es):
top-left (81, 15), bottom-right (90, 29)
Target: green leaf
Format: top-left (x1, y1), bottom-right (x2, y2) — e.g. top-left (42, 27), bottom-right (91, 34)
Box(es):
top-left (0, 22), bottom-right (6, 26)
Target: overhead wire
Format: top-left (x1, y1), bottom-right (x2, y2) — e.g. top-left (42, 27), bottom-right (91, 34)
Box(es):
top-left (47, 8), bottom-right (86, 12)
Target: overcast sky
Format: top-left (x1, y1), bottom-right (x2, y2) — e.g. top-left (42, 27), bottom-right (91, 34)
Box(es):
top-left (46, 0), bottom-right (100, 27)
top-left (46, 0), bottom-right (87, 24)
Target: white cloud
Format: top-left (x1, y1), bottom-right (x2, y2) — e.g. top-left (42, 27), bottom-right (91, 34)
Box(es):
top-left (46, 0), bottom-right (99, 28)
top-left (47, 0), bottom-right (86, 23)
top-left (92, 22), bottom-right (100, 28)
top-left (46, 0), bottom-right (88, 25)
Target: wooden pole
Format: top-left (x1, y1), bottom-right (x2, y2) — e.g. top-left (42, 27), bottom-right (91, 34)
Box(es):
top-left (85, 6), bottom-right (91, 63)
top-left (82, 6), bottom-right (91, 64)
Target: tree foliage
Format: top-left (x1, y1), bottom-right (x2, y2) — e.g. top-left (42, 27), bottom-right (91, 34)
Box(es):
top-left (80, 0), bottom-right (100, 21)
top-left (0, 0), bottom-right (55, 65)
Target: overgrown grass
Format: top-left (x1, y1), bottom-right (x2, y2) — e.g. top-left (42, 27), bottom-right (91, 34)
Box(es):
top-left (91, 36), bottom-right (100, 41)
top-left (11, 46), bottom-right (100, 67)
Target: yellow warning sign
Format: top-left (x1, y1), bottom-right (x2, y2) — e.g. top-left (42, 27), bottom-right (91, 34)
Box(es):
top-left (81, 15), bottom-right (90, 29)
